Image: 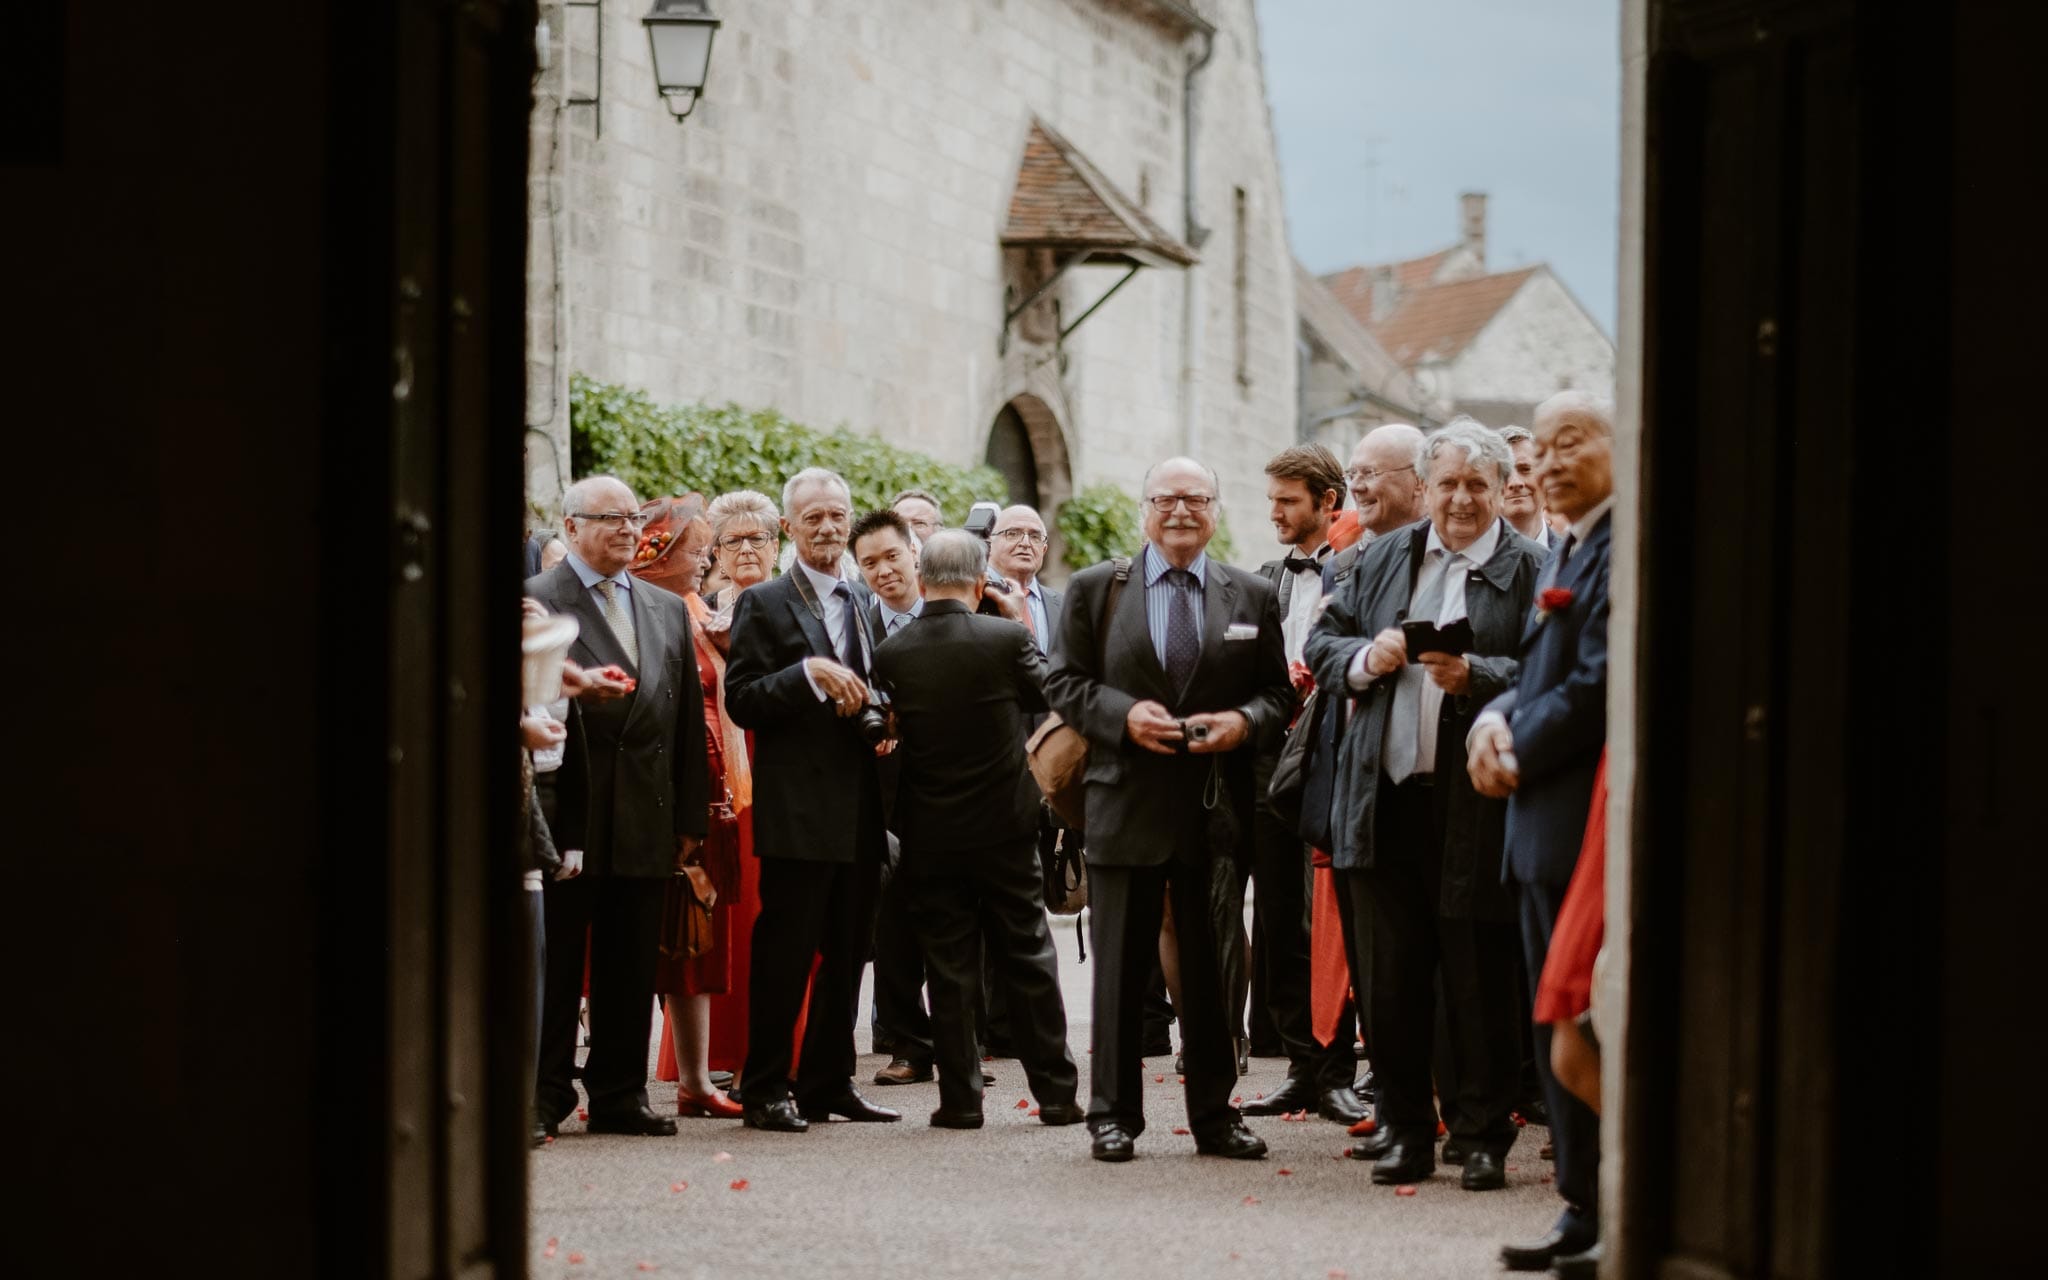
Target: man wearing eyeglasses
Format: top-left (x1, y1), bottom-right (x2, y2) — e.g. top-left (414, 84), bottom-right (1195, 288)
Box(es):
top-left (989, 505), bottom-right (1060, 656)
top-left (526, 474), bottom-right (710, 1139)
top-left (1046, 457), bottom-right (1293, 1163)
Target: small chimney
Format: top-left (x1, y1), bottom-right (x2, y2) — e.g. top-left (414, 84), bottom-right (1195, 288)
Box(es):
top-left (1459, 191), bottom-right (1487, 269)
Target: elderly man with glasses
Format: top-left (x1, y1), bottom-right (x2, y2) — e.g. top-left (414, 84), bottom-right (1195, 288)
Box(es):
top-left (526, 474), bottom-right (711, 1138)
top-left (989, 505), bottom-right (1060, 655)
top-left (1046, 457), bottom-right (1294, 1163)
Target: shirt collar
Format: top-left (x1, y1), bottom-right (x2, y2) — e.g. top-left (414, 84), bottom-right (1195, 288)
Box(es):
top-left (1568, 496), bottom-right (1615, 547)
top-left (796, 557), bottom-right (847, 600)
top-left (1424, 517), bottom-right (1503, 566)
top-left (1143, 543), bottom-right (1209, 587)
top-left (565, 548), bottom-right (632, 593)
top-left (879, 595), bottom-right (923, 626)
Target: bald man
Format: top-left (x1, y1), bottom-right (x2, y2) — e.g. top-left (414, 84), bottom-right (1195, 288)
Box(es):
top-left (989, 504), bottom-right (1061, 654)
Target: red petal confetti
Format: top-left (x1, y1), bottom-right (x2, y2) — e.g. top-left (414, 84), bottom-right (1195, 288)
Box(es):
top-left (1178, 1076), bottom-right (1187, 1084)
top-left (1172, 1126), bottom-right (1191, 1136)
top-left (1277, 1168), bottom-right (1294, 1176)
top-left (1015, 1098), bottom-right (1030, 1109)
top-left (1241, 1195), bottom-right (1261, 1205)
top-left (1255, 1092), bottom-right (1265, 1099)
top-left (712, 1151), bottom-right (734, 1162)
top-left (1348, 1117), bottom-right (1377, 1136)
top-left (638, 1265), bottom-right (657, 1273)
top-left (1028, 1108), bottom-right (1041, 1117)
top-left (569, 1253), bottom-right (587, 1265)
top-left (1513, 1113), bottom-right (1529, 1127)
top-left (547, 1238), bottom-right (560, 1247)
top-left (543, 1246), bottom-right (558, 1259)
top-left (1394, 1185), bottom-right (1418, 1197)
top-left (543, 1135), bottom-right (555, 1144)
top-left (669, 1181), bottom-right (687, 1193)
top-left (1154, 1075), bottom-right (1165, 1083)
top-left (1541, 1173), bottom-right (1555, 1183)
top-left (1230, 1253), bottom-right (1242, 1261)
top-left (729, 1179), bottom-right (750, 1191)
top-left (1330, 1271), bottom-right (1351, 1279)
top-left (1435, 1120), bottom-right (1447, 1137)
top-left (578, 1108), bottom-right (589, 1121)
top-left (1507, 1165), bottom-right (1520, 1173)
top-left (1232, 1096), bottom-right (1244, 1105)
top-left (1338, 1148), bottom-right (1352, 1159)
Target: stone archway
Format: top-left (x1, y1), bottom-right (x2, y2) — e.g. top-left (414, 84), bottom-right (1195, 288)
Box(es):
top-left (985, 392), bottom-right (1074, 581)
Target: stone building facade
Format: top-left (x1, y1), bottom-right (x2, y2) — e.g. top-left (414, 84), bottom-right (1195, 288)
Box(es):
top-left (525, 0), bottom-right (1300, 571)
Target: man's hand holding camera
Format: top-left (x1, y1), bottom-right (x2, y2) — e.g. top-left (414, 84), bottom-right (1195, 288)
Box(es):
top-left (1125, 700), bottom-right (1251, 755)
top-left (805, 656), bottom-right (869, 717)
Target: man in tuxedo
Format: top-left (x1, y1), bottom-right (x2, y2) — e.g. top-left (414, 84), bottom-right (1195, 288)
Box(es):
top-left (1468, 391), bottom-right (1616, 1270)
top-left (849, 509), bottom-right (937, 1087)
top-left (1499, 425), bottom-right (1557, 550)
top-left (1046, 457), bottom-right (1294, 1163)
top-left (1305, 421), bottom-right (1547, 1192)
top-left (1236, 444), bottom-right (1367, 1126)
top-left (725, 468), bottom-right (901, 1132)
top-left (871, 530), bottom-right (1085, 1129)
top-left (527, 475), bottom-right (709, 1138)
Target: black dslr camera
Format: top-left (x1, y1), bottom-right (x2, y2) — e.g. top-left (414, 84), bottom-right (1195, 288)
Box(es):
top-left (963, 500), bottom-right (1017, 617)
top-left (855, 697), bottom-right (891, 746)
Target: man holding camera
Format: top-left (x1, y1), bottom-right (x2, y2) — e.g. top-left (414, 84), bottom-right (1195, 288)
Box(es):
top-left (725, 467), bottom-right (901, 1132)
top-left (870, 530), bottom-right (1084, 1129)
top-left (1047, 457), bottom-right (1294, 1162)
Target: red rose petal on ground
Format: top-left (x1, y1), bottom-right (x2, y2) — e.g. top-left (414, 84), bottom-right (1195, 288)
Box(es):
top-left (1154, 1075), bottom-right (1165, 1083)
top-left (638, 1264), bottom-right (657, 1273)
top-left (1172, 1126), bottom-right (1191, 1135)
top-left (568, 1253), bottom-right (586, 1264)
top-left (729, 1179), bottom-right (750, 1191)
top-left (1330, 1271), bottom-right (1350, 1279)
top-left (578, 1108), bottom-right (589, 1121)
top-left (1230, 1253), bottom-right (1242, 1261)
top-left (1507, 1165), bottom-right (1519, 1172)
top-left (1277, 1168), bottom-right (1293, 1176)
top-left (1348, 1117), bottom-right (1377, 1136)
top-left (543, 1135), bottom-right (555, 1144)
top-left (1255, 1092), bottom-right (1265, 1099)
top-left (1435, 1120), bottom-right (1447, 1137)
top-left (1394, 1185), bottom-right (1418, 1197)
top-left (1028, 1108), bottom-right (1040, 1117)
top-left (1015, 1098), bottom-right (1030, 1109)
top-left (1241, 1195), bottom-right (1261, 1205)
top-left (669, 1182), bottom-right (687, 1193)
top-left (1178, 1076), bottom-right (1186, 1083)
top-left (1541, 1173), bottom-right (1554, 1183)
top-left (712, 1151), bottom-right (733, 1162)
top-left (1232, 1096), bottom-right (1244, 1105)
top-left (1339, 1148), bottom-right (1352, 1158)
top-left (547, 1238), bottom-right (560, 1248)
top-left (543, 1247), bottom-right (557, 1259)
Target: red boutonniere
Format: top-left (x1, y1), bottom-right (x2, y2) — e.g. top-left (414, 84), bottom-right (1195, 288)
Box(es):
top-left (1287, 659), bottom-right (1316, 698)
top-left (1535, 586), bottom-right (1574, 624)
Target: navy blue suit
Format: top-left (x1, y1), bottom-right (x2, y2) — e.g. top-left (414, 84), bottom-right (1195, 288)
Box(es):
top-left (1483, 509), bottom-right (1612, 1224)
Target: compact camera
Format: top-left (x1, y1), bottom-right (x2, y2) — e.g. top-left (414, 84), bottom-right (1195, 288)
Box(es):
top-left (963, 499), bottom-right (1019, 616)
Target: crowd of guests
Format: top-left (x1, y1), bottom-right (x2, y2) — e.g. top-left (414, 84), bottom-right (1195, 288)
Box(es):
top-left (515, 387), bottom-right (1615, 1277)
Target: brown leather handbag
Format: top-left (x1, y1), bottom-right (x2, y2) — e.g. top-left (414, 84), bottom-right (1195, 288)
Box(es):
top-left (1024, 557), bottom-right (1130, 831)
top-left (659, 801), bottom-right (731, 964)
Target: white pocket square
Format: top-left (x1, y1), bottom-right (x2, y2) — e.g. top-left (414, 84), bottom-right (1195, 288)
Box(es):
top-left (1224, 622), bottom-right (1259, 642)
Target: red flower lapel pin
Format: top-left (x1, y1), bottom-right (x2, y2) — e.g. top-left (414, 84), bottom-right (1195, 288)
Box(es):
top-left (1535, 586), bottom-right (1574, 624)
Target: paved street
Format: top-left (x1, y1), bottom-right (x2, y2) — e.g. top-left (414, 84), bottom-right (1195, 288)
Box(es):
top-left (530, 911), bottom-right (1558, 1279)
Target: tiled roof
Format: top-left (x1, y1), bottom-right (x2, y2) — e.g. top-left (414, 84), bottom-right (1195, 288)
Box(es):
top-left (1321, 248), bottom-right (1457, 325)
top-left (1293, 260), bottom-right (1426, 406)
top-left (1002, 120), bottom-right (1197, 269)
top-left (1367, 266), bottom-right (1542, 365)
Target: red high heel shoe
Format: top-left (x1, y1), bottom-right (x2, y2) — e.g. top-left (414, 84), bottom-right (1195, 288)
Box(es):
top-left (676, 1088), bottom-right (743, 1118)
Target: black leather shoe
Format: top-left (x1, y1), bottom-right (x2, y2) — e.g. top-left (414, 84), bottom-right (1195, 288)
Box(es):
top-left (1461, 1150), bottom-right (1506, 1190)
top-left (708, 1070), bottom-right (734, 1089)
top-left (1236, 1036), bottom-right (1250, 1077)
top-left (1519, 1095), bottom-right (1552, 1127)
top-left (798, 1088), bottom-right (901, 1123)
top-left (530, 1113), bottom-right (551, 1148)
top-left (1500, 1215), bottom-right (1598, 1272)
top-left (1318, 1086), bottom-right (1369, 1125)
top-left (1241, 1077), bottom-right (1317, 1116)
top-left (982, 1067), bottom-right (997, 1085)
top-left (741, 1099), bottom-right (809, 1133)
top-left (1441, 1136), bottom-right (1471, 1165)
top-left (928, 1107), bottom-right (983, 1129)
top-left (1353, 1070), bottom-right (1377, 1104)
top-left (1194, 1121), bottom-right (1269, 1160)
top-left (1348, 1123), bottom-right (1398, 1160)
top-left (586, 1104), bottom-right (679, 1136)
top-left (1091, 1124), bottom-right (1136, 1162)
top-left (1173, 1052), bottom-right (1185, 1074)
top-left (1370, 1139), bottom-right (1435, 1184)
top-left (1037, 1101), bottom-right (1087, 1126)
top-left (1551, 1240), bottom-right (1604, 1279)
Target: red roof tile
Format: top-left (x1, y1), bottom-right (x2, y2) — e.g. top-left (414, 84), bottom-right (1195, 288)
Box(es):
top-left (1369, 266), bottom-right (1541, 365)
top-left (1002, 120), bottom-right (1196, 268)
top-left (1321, 249), bottom-right (1459, 328)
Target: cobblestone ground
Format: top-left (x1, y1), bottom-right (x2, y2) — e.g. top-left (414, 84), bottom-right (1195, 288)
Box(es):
top-left (530, 911), bottom-right (1560, 1280)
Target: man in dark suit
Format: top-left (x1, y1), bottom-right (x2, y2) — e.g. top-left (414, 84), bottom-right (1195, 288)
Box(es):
top-left (871, 530), bottom-right (1085, 1129)
top-left (1046, 457), bottom-right (1294, 1163)
top-left (1468, 392), bottom-right (1616, 1270)
top-left (1305, 421), bottom-right (1547, 1192)
top-left (1500, 425), bottom-right (1558, 552)
top-left (1237, 443), bottom-right (1367, 1125)
top-left (725, 467), bottom-right (901, 1133)
top-left (989, 504), bottom-right (1062, 658)
top-left (526, 475), bottom-right (709, 1138)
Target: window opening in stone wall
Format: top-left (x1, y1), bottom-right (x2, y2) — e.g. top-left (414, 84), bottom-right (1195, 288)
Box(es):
top-left (1234, 185), bottom-right (1250, 392)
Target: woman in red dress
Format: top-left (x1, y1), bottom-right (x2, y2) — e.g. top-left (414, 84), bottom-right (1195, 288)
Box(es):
top-left (1533, 748), bottom-right (1608, 1114)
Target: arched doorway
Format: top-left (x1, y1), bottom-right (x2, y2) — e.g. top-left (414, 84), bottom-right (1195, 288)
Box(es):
top-left (985, 403), bottom-right (1041, 509)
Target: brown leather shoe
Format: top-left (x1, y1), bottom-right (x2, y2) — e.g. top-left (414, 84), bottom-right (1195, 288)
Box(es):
top-left (872, 1056), bottom-right (933, 1086)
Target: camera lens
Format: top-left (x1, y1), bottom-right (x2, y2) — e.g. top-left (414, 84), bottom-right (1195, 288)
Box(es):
top-left (856, 705), bottom-right (890, 745)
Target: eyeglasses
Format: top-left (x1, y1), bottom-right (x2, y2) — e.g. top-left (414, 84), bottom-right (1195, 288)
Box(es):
top-left (572, 511), bottom-right (648, 529)
top-left (717, 532), bottom-right (774, 549)
top-left (993, 529), bottom-right (1048, 545)
top-left (1145, 493), bottom-right (1214, 512)
top-left (1345, 464), bottom-right (1416, 485)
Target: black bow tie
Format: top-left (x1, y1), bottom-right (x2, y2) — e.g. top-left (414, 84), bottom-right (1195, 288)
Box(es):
top-left (1282, 554), bottom-right (1322, 574)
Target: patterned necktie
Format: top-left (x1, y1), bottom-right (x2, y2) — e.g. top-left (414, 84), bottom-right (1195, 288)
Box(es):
top-left (593, 579), bottom-right (638, 668)
top-left (833, 583), bottom-right (867, 681)
top-left (1163, 568), bottom-right (1201, 696)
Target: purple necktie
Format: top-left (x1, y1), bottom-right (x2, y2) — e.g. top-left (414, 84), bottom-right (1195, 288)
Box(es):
top-left (1164, 569), bottom-right (1200, 695)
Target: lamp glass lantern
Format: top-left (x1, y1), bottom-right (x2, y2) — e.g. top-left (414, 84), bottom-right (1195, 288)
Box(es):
top-left (643, 0), bottom-right (721, 121)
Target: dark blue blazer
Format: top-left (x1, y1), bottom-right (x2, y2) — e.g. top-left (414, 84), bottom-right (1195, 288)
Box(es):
top-left (1487, 511), bottom-right (1612, 889)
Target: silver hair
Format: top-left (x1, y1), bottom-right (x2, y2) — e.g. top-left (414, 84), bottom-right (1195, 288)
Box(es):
top-left (780, 466), bottom-right (851, 516)
top-left (561, 474), bottom-right (635, 516)
top-left (1424, 418), bottom-right (1513, 485)
top-left (1533, 390), bottom-right (1616, 438)
top-left (705, 488), bottom-right (779, 539)
top-left (1498, 424), bottom-right (1533, 447)
top-left (1141, 456), bottom-right (1222, 498)
top-left (918, 529), bottom-right (987, 589)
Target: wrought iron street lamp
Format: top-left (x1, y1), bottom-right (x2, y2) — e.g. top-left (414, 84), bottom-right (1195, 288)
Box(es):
top-left (642, 0), bottom-right (721, 122)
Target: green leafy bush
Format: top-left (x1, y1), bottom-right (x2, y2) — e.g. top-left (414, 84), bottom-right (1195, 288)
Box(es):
top-left (570, 374), bottom-right (1006, 521)
top-left (1053, 482), bottom-right (1238, 571)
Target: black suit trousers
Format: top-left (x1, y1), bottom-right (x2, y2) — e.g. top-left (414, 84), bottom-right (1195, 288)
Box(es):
top-left (869, 857), bottom-right (933, 1060)
top-left (534, 872), bottom-right (665, 1122)
top-left (1088, 859), bottom-right (1239, 1140)
top-left (740, 849), bottom-right (882, 1107)
top-left (904, 839), bottom-right (1078, 1115)
top-left (1248, 754), bottom-right (1348, 1087)
top-left (1520, 878), bottom-right (1601, 1214)
top-left (1357, 776), bottom-right (1521, 1154)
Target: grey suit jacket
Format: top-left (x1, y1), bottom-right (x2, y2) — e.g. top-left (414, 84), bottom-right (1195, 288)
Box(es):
top-left (524, 562), bottom-right (710, 877)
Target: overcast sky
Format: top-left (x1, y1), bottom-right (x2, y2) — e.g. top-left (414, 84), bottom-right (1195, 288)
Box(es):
top-left (1256, 0), bottom-right (1621, 335)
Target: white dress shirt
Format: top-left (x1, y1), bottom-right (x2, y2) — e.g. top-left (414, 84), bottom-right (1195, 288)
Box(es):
top-left (1277, 540), bottom-right (1331, 664)
top-left (797, 557), bottom-right (856, 701)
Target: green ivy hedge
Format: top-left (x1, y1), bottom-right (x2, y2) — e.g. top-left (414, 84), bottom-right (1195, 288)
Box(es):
top-left (569, 374), bottom-right (1006, 525)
